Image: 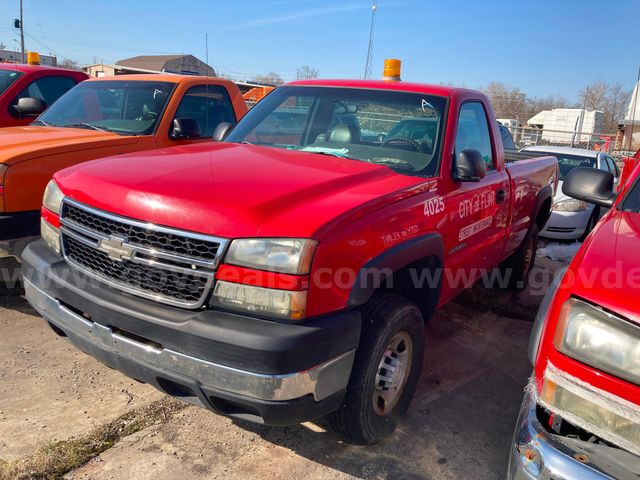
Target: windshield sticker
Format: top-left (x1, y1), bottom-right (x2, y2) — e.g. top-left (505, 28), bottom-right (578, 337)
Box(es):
top-left (424, 197), bottom-right (445, 217)
top-left (459, 191), bottom-right (495, 219)
top-left (459, 217), bottom-right (492, 241)
top-left (421, 99), bottom-right (434, 111)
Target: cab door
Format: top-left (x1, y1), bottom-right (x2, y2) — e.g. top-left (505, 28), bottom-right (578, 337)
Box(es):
top-left (440, 101), bottom-right (510, 298)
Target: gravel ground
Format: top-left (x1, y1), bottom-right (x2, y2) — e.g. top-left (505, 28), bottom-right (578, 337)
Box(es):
top-left (0, 257), bottom-right (565, 479)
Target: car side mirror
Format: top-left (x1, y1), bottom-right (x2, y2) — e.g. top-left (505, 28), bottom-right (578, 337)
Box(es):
top-left (13, 97), bottom-right (47, 117)
top-left (562, 167), bottom-right (616, 208)
top-left (454, 149), bottom-right (486, 182)
top-left (170, 117), bottom-right (201, 139)
top-left (212, 122), bottom-right (233, 142)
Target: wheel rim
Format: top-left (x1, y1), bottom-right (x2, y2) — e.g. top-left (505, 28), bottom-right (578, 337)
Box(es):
top-left (373, 331), bottom-right (413, 416)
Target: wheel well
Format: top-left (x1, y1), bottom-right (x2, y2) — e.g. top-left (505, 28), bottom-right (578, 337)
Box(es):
top-left (536, 197), bottom-right (552, 231)
top-left (380, 255), bottom-right (442, 321)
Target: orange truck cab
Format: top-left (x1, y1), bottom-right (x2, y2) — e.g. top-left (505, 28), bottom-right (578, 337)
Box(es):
top-left (0, 74), bottom-right (247, 289)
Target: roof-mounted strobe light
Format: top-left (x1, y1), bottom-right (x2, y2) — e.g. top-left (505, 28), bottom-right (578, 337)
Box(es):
top-left (382, 58), bottom-right (401, 81)
top-left (27, 52), bottom-right (40, 65)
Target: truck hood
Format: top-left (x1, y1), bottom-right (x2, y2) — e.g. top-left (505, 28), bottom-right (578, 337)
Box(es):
top-left (55, 142), bottom-right (425, 239)
top-left (570, 208), bottom-right (640, 324)
top-left (0, 126), bottom-right (138, 166)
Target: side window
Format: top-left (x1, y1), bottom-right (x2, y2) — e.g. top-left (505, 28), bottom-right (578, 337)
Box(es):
top-left (456, 102), bottom-right (494, 171)
top-left (172, 85), bottom-right (236, 138)
top-left (12, 75), bottom-right (77, 109)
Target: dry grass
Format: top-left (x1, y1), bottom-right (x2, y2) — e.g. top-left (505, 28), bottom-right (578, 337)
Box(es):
top-left (0, 397), bottom-right (187, 480)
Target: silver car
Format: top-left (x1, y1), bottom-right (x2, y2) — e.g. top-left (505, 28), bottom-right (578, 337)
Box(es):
top-left (521, 146), bottom-right (620, 241)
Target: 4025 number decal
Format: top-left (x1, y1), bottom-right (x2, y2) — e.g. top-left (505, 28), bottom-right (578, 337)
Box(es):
top-left (424, 197), bottom-right (445, 217)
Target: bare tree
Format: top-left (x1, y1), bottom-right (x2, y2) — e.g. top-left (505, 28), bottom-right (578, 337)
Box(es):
top-left (605, 81), bottom-right (631, 131)
top-left (578, 80), bottom-right (609, 111)
top-left (482, 82), bottom-right (527, 120)
top-left (296, 65), bottom-right (319, 80)
top-left (251, 72), bottom-right (285, 86)
top-left (58, 58), bottom-right (80, 71)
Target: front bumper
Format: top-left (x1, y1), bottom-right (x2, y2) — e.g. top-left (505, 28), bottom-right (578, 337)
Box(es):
top-left (508, 384), bottom-right (640, 479)
top-left (540, 209), bottom-right (592, 240)
top-left (23, 240), bottom-right (361, 425)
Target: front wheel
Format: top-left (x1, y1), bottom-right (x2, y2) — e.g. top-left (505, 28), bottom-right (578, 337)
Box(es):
top-left (501, 225), bottom-right (538, 291)
top-left (328, 293), bottom-right (425, 445)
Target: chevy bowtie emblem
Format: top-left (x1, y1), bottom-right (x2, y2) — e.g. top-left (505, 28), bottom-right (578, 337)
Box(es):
top-left (98, 236), bottom-right (134, 262)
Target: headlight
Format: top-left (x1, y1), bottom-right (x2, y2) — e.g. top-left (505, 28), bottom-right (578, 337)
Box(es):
top-left (225, 238), bottom-right (317, 274)
top-left (43, 180), bottom-right (64, 214)
top-left (211, 281), bottom-right (307, 320)
top-left (41, 218), bottom-right (60, 255)
top-left (554, 297), bottom-right (640, 385)
top-left (552, 199), bottom-right (586, 212)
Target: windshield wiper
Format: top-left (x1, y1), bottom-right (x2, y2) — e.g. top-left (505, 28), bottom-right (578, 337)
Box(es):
top-left (65, 123), bottom-right (110, 132)
top-left (31, 119), bottom-right (51, 126)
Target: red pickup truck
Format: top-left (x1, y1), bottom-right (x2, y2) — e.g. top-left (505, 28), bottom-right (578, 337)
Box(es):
top-left (0, 63), bottom-right (87, 127)
top-left (509, 163), bottom-right (640, 478)
top-left (23, 74), bottom-right (558, 444)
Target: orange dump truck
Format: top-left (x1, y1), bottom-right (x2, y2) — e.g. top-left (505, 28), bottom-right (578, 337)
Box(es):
top-left (0, 74), bottom-right (247, 288)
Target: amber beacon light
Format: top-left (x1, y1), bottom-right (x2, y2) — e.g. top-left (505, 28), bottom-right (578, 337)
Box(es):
top-left (382, 59), bottom-right (401, 81)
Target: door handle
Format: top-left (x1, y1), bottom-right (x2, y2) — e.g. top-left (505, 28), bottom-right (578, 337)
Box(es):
top-left (496, 189), bottom-right (506, 204)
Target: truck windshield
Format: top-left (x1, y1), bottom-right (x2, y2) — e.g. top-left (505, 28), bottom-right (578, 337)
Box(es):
top-left (0, 70), bottom-right (23, 96)
top-left (622, 177), bottom-right (640, 213)
top-left (35, 80), bottom-right (175, 135)
top-left (226, 86), bottom-right (447, 176)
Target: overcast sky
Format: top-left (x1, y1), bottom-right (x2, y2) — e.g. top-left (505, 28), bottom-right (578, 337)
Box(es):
top-left (1, 0), bottom-right (638, 101)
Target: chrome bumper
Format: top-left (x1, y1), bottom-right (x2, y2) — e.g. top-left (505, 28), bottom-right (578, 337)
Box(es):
top-left (24, 277), bottom-right (355, 403)
top-left (508, 383), bottom-right (640, 479)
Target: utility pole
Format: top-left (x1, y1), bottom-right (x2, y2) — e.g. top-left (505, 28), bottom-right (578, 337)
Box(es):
top-left (19, 0), bottom-right (25, 63)
top-left (628, 65), bottom-right (640, 152)
top-left (363, 0), bottom-right (377, 80)
top-left (572, 86), bottom-right (588, 147)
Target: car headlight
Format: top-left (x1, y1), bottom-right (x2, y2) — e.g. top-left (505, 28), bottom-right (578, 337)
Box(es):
top-left (552, 199), bottom-right (587, 212)
top-left (211, 281), bottom-right (307, 320)
top-left (225, 238), bottom-right (317, 274)
top-left (43, 180), bottom-right (64, 214)
top-left (554, 297), bottom-right (640, 386)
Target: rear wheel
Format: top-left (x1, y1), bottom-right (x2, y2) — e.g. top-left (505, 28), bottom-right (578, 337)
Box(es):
top-left (328, 293), bottom-right (425, 445)
top-left (501, 225), bottom-right (538, 291)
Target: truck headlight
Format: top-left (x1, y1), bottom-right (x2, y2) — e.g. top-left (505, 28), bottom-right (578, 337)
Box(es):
top-left (41, 218), bottom-right (60, 255)
top-left (43, 180), bottom-right (64, 215)
top-left (225, 238), bottom-right (317, 274)
top-left (554, 298), bottom-right (640, 386)
top-left (211, 281), bottom-right (307, 320)
top-left (552, 199), bottom-right (587, 212)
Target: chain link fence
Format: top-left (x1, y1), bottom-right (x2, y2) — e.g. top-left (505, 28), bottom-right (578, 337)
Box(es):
top-left (504, 125), bottom-right (632, 159)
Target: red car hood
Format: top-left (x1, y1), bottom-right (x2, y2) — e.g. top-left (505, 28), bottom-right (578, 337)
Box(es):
top-left (55, 142), bottom-right (424, 238)
top-left (570, 208), bottom-right (640, 324)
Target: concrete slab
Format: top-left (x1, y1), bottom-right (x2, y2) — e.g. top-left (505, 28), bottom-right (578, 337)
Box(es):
top-left (0, 295), bottom-right (163, 461)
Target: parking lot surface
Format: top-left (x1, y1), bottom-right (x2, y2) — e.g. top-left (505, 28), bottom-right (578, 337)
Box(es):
top-left (0, 258), bottom-right (564, 479)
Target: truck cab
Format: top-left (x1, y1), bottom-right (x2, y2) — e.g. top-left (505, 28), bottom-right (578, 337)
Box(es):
top-left (23, 66), bottom-right (558, 444)
top-left (0, 62), bottom-right (87, 128)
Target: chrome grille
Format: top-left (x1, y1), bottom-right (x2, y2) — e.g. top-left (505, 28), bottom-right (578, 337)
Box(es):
top-left (59, 199), bottom-right (228, 308)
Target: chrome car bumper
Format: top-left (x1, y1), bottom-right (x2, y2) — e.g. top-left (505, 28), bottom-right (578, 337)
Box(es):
top-left (24, 277), bottom-right (354, 405)
top-left (508, 384), bottom-right (640, 479)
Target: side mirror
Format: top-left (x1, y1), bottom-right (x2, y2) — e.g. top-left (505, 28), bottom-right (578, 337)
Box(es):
top-left (563, 167), bottom-right (616, 208)
top-left (212, 122), bottom-right (233, 142)
top-left (454, 149), bottom-right (486, 182)
top-left (13, 97), bottom-right (47, 117)
top-left (170, 117), bottom-right (201, 139)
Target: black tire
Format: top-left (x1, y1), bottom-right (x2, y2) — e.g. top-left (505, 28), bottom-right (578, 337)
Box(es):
top-left (328, 293), bottom-right (425, 445)
top-left (502, 225), bottom-right (538, 291)
top-left (578, 207), bottom-right (600, 242)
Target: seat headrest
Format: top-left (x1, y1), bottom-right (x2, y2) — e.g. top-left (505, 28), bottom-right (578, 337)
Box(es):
top-left (329, 124), bottom-right (361, 143)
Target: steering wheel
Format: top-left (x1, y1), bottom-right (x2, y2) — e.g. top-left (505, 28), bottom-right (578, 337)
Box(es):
top-left (382, 136), bottom-right (422, 152)
top-left (136, 111), bottom-right (158, 121)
